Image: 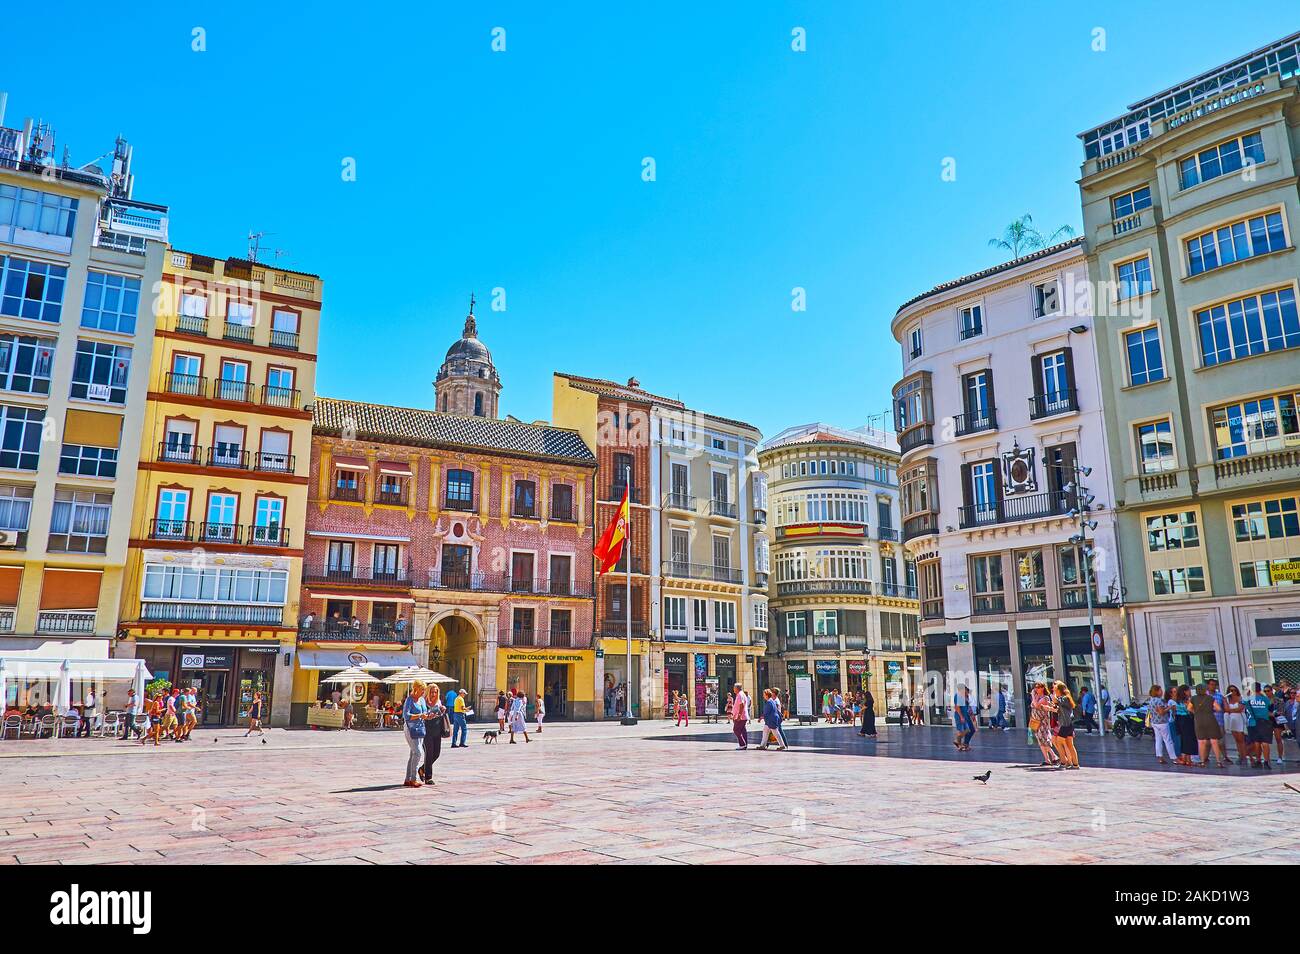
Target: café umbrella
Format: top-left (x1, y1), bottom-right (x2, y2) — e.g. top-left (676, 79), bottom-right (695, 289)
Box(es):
top-left (320, 666), bottom-right (381, 684)
top-left (383, 667), bottom-right (455, 684)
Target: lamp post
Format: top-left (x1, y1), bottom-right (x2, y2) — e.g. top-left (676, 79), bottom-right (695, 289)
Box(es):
top-left (621, 462), bottom-right (638, 726)
top-left (1065, 460), bottom-right (1105, 732)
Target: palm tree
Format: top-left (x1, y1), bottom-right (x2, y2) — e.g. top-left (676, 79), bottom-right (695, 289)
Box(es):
top-left (988, 214), bottom-right (1076, 258)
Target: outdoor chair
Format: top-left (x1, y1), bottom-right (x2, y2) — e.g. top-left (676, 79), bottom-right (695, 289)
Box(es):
top-left (35, 714), bottom-right (57, 738)
top-left (1, 714), bottom-right (20, 739)
top-left (57, 715), bottom-right (80, 738)
top-left (100, 713), bottom-right (121, 737)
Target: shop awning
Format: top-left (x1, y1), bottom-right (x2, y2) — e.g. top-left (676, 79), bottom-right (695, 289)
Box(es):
top-left (378, 460), bottom-right (412, 476)
top-left (296, 648), bottom-right (419, 671)
top-left (0, 656), bottom-right (150, 681)
top-left (332, 455), bottom-right (370, 472)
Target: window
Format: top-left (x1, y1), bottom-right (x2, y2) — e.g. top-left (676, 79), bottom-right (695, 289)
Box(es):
top-left (970, 461), bottom-right (997, 519)
top-left (1146, 511), bottom-right (1200, 551)
top-left (712, 601), bottom-right (736, 635)
top-left (513, 479), bottom-right (537, 517)
top-left (0, 484), bottom-right (33, 546)
top-left (962, 370), bottom-right (991, 422)
top-left (257, 429), bottom-right (290, 472)
top-left (970, 553), bottom-right (1005, 613)
top-left (1196, 288), bottom-right (1299, 367)
top-left (510, 551), bottom-right (535, 590)
top-left (473, 392), bottom-right (484, 416)
top-left (445, 468), bottom-right (474, 509)
top-left (1232, 496), bottom-right (1300, 542)
top-left (669, 528), bottom-right (689, 569)
top-left (0, 334), bottom-right (54, 394)
top-left (0, 256), bottom-right (67, 322)
top-left (212, 424), bottom-right (245, 467)
top-left (1124, 326), bottom-right (1164, 385)
top-left (1187, 211), bottom-right (1287, 276)
top-left (374, 543), bottom-right (401, 578)
top-left (1057, 543), bottom-right (1096, 609)
top-left (711, 437), bottom-right (725, 450)
top-left (711, 471), bottom-right (729, 503)
top-left (70, 339), bottom-right (131, 404)
top-left (204, 493), bottom-right (238, 541)
top-left (1032, 280), bottom-right (1060, 318)
top-left (226, 300), bottom-right (254, 326)
top-left (0, 405), bottom-right (43, 470)
top-left (547, 553), bottom-right (572, 593)
top-left (550, 483), bottom-right (573, 521)
top-left (251, 497), bottom-right (285, 545)
top-left (179, 292), bottom-right (207, 319)
top-left (265, 367), bottom-right (295, 407)
top-left (1178, 131), bottom-right (1264, 189)
top-left (0, 185), bottom-right (77, 239)
top-left (959, 304), bottom-right (983, 339)
top-left (59, 443), bottom-right (117, 479)
top-left (1040, 350), bottom-right (1069, 402)
top-left (812, 609), bottom-right (837, 636)
top-left (1210, 390), bottom-right (1299, 459)
top-left (908, 326), bottom-right (923, 359)
top-left (692, 598), bottom-right (708, 634)
top-left (49, 489), bottom-right (112, 553)
top-left (80, 272), bottom-right (141, 334)
top-left (327, 541), bottom-right (354, 573)
top-left (1240, 558), bottom-right (1300, 589)
top-left (753, 601), bottom-right (768, 630)
top-left (1152, 567), bottom-right (1206, 595)
top-left (1014, 549), bottom-right (1047, 610)
top-left (1136, 420), bottom-right (1176, 473)
top-left (1116, 255), bottom-right (1153, 300)
top-left (155, 488), bottom-right (190, 537)
top-left (712, 535), bottom-right (730, 570)
top-left (141, 564), bottom-right (288, 605)
top-left (1162, 652), bottom-right (1217, 688)
top-left (1111, 186), bottom-right (1152, 220)
top-left (664, 596), bottom-right (687, 633)
top-left (785, 613), bottom-right (806, 638)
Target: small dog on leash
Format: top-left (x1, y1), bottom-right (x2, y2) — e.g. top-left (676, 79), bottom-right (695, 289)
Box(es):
top-left (482, 730), bottom-right (499, 744)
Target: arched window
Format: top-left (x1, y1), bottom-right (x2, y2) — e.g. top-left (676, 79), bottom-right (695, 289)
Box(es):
top-left (445, 468), bottom-right (474, 509)
top-left (474, 392), bottom-right (484, 416)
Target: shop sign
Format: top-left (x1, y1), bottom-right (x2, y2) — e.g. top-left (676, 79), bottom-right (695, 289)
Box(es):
top-left (664, 653), bottom-right (688, 667)
top-left (595, 649), bottom-right (604, 658)
top-left (244, 646), bottom-right (280, 654)
top-left (814, 659), bottom-right (839, 676)
top-left (786, 660), bottom-right (808, 675)
top-left (885, 660), bottom-right (902, 678)
top-left (181, 651), bottom-right (233, 669)
top-left (1256, 617), bottom-right (1300, 637)
top-left (505, 652), bottom-right (584, 663)
top-left (1270, 559), bottom-right (1300, 583)
top-left (847, 660), bottom-right (869, 676)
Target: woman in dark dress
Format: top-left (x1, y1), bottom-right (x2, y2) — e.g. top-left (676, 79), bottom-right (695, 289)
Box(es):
top-left (1173, 684), bottom-right (1198, 764)
top-left (859, 689), bottom-right (877, 737)
top-left (419, 685), bottom-right (447, 785)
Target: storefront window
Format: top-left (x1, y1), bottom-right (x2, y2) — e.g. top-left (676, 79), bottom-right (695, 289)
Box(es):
top-left (603, 655), bottom-right (641, 717)
top-left (1162, 651), bottom-right (1217, 690)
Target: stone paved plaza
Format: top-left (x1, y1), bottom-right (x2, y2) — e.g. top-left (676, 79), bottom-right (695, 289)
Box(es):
top-left (1, 720), bottom-right (1297, 864)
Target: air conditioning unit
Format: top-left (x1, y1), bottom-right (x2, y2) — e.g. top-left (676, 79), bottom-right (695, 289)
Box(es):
top-left (0, 530), bottom-right (17, 547)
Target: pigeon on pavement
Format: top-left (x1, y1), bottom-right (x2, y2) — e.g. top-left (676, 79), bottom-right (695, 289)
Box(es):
top-left (972, 770), bottom-right (992, 784)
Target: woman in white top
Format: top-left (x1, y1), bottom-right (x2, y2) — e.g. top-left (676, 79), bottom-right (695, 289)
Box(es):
top-left (535, 693), bottom-right (546, 733)
top-left (508, 690), bottom-right (531, 744)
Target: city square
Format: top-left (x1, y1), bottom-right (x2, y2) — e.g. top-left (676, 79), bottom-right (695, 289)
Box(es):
top-left (2, 721), bottom-right (1297, 866)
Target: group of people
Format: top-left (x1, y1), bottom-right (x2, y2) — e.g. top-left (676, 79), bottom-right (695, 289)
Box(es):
top-left (130, 685), bottom-right (226, 745)
top-left (1147, 679), bottom-right (1294, 769)
top-left (820, 688), bottom-right (871, 725)
top-left (1026, 681), bottom-right (1083, 768)
top-left (397, 683), bottom-right (528, 787)
top-left (494, 689), bottom-right (543, 742)
top-left (721, 683), bottom-right (790, 750)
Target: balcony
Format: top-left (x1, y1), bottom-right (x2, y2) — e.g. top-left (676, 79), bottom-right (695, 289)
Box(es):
top-left (599, 618), bottom-right (649, 638)
top-left (426, 569), bottom-right (508, 593)
top-left (443, 496), bottom-right (476, 513)
top-left (1212, 448), bottom-right (1300, 484)
top-left (878, 582), bottom-right (918, 599)
top-left (899, 425), bottom-right (933, 454)
top-left (254, 451), bottom-right (295, 474)
top-left (901, 512), bottom-right (938, 543)
top-left (214, 378), bottom-right (256, 404)
top-left (149, 518), bottom-right (193, 542)
top-left (303, 566), bottom-right (411, 588)
top-left (1113, 212), bottom-right (1144, 237)
top-left (140, 602), bottom-right (283, 624)
top-left (501, 629), bottom-right (593, 649)
top-left (508, 577), bottom-right (594, 598)
top-left (958, 489), bottom-right (1070, 530)
top-left (953, 408), bottom-right (997, 437)
top-left (208, 447), bottom-right (250, 470)
top-left (776, 579), bottom-right (873, 597)
top-left (199, 522), bottom-right (241, 545)
top-left (812, 633), bottom-right (841, 651)
top-left (331, 485), bottom-right (362, 502)
top-left (269, 329), bottom-right (300, 351)
top-left (921, 600), bottom-right (944, 621)
top-left (879, 634), bottom-right (920, 653)
top-left (298, 621), bottom-right (409, 643)
top-left (223, 321), bottom-right (255, 344)
top-left (36, 610), bottom-right (96, 634)
top-left (708, 498), bottom-right (738, 519)
top-left (262, 386), bottom-right (301, 410)
top-left (1029, 389), bottom-right (1078, 420)
top-left (661, 561), bottom-right (742, 584)
top-left (0, 607), bottom-right (12, 633)
top-left (877, 525), bottom-right (899, 542)
top-left (165, 371), bottom-right (206, 398)
top-left (511, 506), bottom-right (539, 520)
top-left (784, 635), bottom-right (809, 652)
top-left (246, 525), bottom-right (290, 548)
top-left (157, 441), bottom-right (203, 466)
top-left (174, 314), bottom-right (208, 337)
top-left (550, 504), bottom-right (575, 522)
top-left (663, 491), bottom-right (695, 511)
top-left (844, 633), bottom-right (867, 651)
top-left (609, 556), bottom-right (646, 575)
top-left (605, 485), bottom-right (642, 504)
top-left (376, 489), bottom-right (409, 507)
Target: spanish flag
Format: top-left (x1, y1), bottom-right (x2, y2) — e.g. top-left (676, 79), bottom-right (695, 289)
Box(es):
top-left (593, 487), bottom-right (630, 576)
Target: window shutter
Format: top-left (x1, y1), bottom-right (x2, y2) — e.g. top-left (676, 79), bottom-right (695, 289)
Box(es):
top-left (1031, 354), bottom-right (1045, 403)
top-left (960, 462), bottom-right (973, 508)
top-left (1062, 346), bottom-right (1076, 396)
top-left (985, 369), bottom-right (997, 422)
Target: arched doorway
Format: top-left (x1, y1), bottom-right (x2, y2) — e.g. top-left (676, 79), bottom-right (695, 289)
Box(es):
top-left (428, 613), bottom-right (480, 700)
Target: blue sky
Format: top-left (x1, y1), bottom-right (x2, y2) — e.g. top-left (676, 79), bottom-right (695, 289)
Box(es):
top-left (4, 3), bottom-right (1295, 436)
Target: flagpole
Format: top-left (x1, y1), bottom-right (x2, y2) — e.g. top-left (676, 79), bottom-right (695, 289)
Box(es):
top-left (622, 464), bottom-right (637, 726)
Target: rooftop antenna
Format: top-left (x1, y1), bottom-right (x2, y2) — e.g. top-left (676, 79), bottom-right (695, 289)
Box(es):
top-left (247, 230), bottom-right (289, 264)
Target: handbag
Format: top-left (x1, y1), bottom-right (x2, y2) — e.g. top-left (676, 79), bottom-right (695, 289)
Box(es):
top-left (441, 715), bottom-right (452, 738)
top-left (1029, 715), bottom-right (1041, 731)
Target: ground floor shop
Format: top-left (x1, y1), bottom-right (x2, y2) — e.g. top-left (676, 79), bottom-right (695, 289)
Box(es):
top-left (290, 644), bottom-right (421, 725)
top-left (653, 644), bottom-right (766, 718)
top-left (781, 653), bottom-right (922, 717)
top-left (595, 637), bottom-right (649, 719)
top-left (498, 647), bottom-right (596, 721)
top-left (1124, 595), bottom-right (1300, 693)
top-left (920, 610), bottom-right (1127, 725)
top-left (125, 637), bottom-right (292, 727)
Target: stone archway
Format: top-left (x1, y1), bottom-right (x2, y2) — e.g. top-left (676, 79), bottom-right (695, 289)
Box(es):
top-left (425, 609), bottom-right (485, 701)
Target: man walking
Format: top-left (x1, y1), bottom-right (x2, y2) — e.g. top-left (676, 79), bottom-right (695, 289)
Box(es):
top-left (731, 683), bottom-right (751, 750)
top-left (449, 687), bottom-right (468, 747)
top-left (1078, 685), bottom-right (1099, 734)
top-left (991, 684), bottom-right (1008, 730)
top-left (121, 688), bottom-right (143, 740)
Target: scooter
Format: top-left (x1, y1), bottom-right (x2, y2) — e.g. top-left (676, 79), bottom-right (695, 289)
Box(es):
top-left (1111, 701), bottom-right (1151, 738)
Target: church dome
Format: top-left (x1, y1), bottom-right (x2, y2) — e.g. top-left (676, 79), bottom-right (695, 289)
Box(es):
top-left (435, 296), bottom-right (501, 417)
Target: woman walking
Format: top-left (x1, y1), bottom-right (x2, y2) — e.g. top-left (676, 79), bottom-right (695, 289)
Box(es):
top-left (1148, 685), bottom-right (1175, 764)
top-left (535, 692), bottom-right (545, 733)
top-left (675, 691), bottom-right (689, 727)
top-left (1222, 685), bottom-right (1249, 764)
top-left (1191, 683), bottom-right (1226, 768)
top-left (496, 691), bottom-right (508, 733)
top-left (1173, 685), bottom-right (1197, 765)
top-left (244, 691), bottom-right (265, 737)
top-left (402, 681), bottom-right (429, 788)
top-left (1029, 684), bottom-right (1059, 766)
top-left (507, 689), bottom-right (531, 744)
top-left (858, 688), bottom-right (877, 738)
top-left (418, 685), bottom-right (446, 785)
top-left (1051, 682), bottom-right (1080, 769)
top-left (952, 685), bottom-right (976, 751)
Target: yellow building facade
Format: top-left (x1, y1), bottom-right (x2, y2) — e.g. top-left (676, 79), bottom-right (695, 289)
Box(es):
top-left (114, 251), bottom-right (320, 726)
